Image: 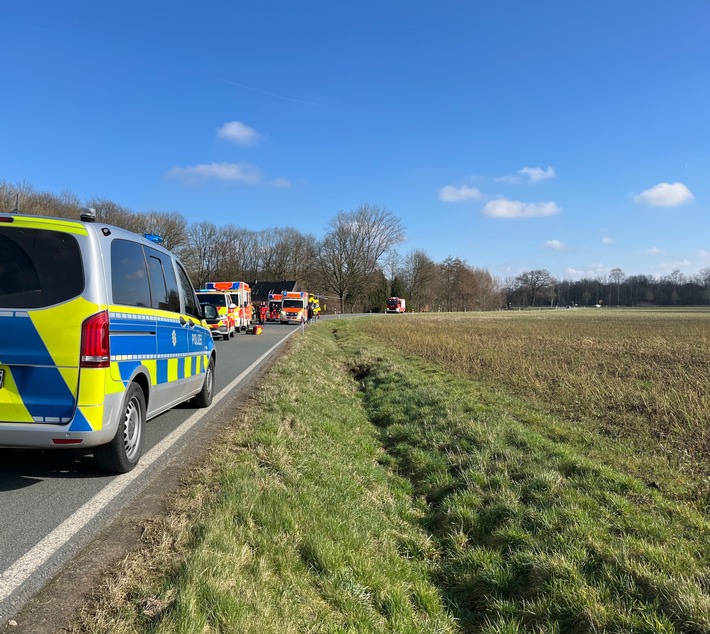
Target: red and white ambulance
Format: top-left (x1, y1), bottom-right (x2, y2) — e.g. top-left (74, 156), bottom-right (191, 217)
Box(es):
top-left (203, 281), bottom-right (252, 332)
top-left (280, 291), bottom-right (308, 324)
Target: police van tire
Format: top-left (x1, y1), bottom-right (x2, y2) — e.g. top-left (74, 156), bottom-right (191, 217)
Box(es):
top-left (94, 383), bottom-right (146, 474)
top-left (193, 356), bottom-right (215, 408)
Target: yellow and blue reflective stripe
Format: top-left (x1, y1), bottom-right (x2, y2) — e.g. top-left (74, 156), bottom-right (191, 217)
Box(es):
top-left (0, 309), bottom-right (77, 422)
top-left (112, 354), bottom-right (207, 386)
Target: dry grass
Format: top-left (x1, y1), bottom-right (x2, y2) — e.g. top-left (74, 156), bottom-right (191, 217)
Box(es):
top-left (68, 314), bottom-right (710, 633)
top-left (366, 310), bottom-right (710, 485)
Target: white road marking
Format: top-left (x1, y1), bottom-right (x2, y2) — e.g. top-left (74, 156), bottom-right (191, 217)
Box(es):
top-left (0, 329), bottom-right (297, 604)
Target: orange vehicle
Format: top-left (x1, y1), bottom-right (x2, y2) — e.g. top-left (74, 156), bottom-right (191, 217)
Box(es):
top-left (280, 291), bottom-right (308, 324)
top-left (196, 288), bottom-right (237, 340)
top-left (267, 292), bottom-right (282, 322)
top-left (204, 281), bottom-right (252, 332)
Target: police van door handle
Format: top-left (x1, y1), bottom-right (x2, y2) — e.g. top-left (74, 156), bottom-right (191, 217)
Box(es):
top-left (179, 316), bottom-right (187, 326)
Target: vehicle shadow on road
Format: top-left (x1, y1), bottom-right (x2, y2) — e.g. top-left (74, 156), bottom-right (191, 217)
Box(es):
top-left (0, 449), bottom-right (109, 491)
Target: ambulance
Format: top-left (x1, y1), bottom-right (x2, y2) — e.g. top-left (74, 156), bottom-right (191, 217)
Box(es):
top-left (280, 291), bottom-right (309, 324)
top-left (196, 287), bottom-right (237, 340)
top-left (203, 281), bottom-right (252, 332)
top-left (0, 210), bottom-right (216, 473)
top-left (267, 292), bottom-right (282, 322)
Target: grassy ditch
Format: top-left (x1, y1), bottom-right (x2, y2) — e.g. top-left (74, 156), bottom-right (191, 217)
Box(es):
top-left (72, 315), bottom-right (710, 633)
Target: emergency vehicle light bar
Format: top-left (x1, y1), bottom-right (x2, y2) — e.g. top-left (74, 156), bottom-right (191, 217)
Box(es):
top-left (205, 281), bottom-right (244, 291)
top-left (144, 233), bottom-right (163, 244)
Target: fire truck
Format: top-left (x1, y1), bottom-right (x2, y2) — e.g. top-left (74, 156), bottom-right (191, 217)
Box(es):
top-left (280, 291), bottom-right (309, 324)
top-left (204, 281), bottom-right (253, 332)
top-left (386, 297), bottom-right (406, 313)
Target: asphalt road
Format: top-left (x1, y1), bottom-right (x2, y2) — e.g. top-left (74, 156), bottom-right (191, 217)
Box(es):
top-left (0, 320), bottom-right (306, 628)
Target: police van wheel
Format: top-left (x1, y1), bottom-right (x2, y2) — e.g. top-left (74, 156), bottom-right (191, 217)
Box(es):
top-left (193, 356), bottom-right (215, 408)
top-left (94, 383), bottom-right (146, 473)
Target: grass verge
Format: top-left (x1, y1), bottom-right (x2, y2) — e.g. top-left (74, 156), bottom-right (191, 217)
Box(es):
top-left (72, 323), bottom-right (457, 634)
top-left (71, 316), bottom-right (710, 633)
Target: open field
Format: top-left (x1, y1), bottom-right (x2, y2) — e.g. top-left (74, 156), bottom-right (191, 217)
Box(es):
top-left (69, 312), bottom-right (710, 633)
top-left (366, 309), bottom-right (710, 504)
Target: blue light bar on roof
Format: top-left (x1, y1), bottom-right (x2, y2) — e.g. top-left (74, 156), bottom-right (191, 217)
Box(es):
top-left (144, 233), bottom-right (163, 244)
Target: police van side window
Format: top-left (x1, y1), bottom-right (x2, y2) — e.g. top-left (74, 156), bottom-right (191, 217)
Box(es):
top-left (111, 239), bottom-right (151, 308)
top-left (175, 262), bottom-right (200, 317)
top-left (146, 247), bottom-right (180, 313)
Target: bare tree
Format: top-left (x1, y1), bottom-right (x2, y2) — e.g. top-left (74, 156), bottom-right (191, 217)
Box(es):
top-left (184, 221), bottom-right (220, 288)
top-left (134, 211), bottom-right (189, 254)
top-left (402, 249), bottom-right (437, 311)
top-left (316, 204), bottom-right (405, 312)
top-left (609, 268), bottom-right (625, 306)
top-left (88, 197), bottom-right (138, 228)
top-left (471, 268), bottom-right (505, 311)
top-left (382, 249), bottom-right (402, 285)
top-left (697, 267), bottom-right (710, 305)
top-left (663, 269), bottom-right (686, 305)
top-left (223, 226), bottom-right (258, 281)
top-left (514, 269), bottom-right (554, 307)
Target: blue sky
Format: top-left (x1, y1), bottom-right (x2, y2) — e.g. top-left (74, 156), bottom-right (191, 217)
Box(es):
top-left (2, 1), bottom-right (709, 281)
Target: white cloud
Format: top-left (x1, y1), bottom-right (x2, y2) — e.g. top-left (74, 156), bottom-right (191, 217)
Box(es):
top-left (520, 166), bottom-right (555, 183)
top-left (634, 182), bottom-right (694, 207)
top-left (217, 121), bottom-right (261, 146)
top-left (483, 198), bottom-right (562, 218)
top-left (564, 263), bottom-right (607, 279)
top-left (645, 247), bottom-right (664, 255)
top-left (272, 177), bottom-right (291, 188)
top-left (543, 239), bottom-right (565, 250)
top-left (652, 259), bottom-right (693, 273)
top-left (601, 236), bottom-right (614, 245)
top-left (438, 185), bottom-right (482, 202)
top-left (496, 166), bottom-right (555, 184)
top-left (698, 250), bottom-right (710, 260)
top-left (167, 162), bottom-right (262, 184)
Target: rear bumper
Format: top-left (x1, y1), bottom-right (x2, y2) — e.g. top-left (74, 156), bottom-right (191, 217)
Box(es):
top-left (0, 420), bottom-right (117, 449)
top-left (0, 392), bottom-right (123, 449)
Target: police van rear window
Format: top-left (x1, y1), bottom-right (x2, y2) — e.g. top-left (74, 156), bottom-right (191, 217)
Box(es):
top-left (0, 227), bottom-right (84, 308)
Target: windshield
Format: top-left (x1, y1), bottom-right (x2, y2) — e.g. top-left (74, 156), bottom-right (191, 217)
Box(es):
top-left (197, 293), bottom-right (227, 307)
top-left (282, 299), bottom-right (304, 308)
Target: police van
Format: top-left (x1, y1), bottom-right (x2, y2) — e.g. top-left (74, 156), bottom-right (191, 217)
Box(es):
top-left (0, 209), bottom-right (216, 473)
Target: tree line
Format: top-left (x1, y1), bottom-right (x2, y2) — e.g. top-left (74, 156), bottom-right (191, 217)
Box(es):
top-left (0, 180), bottom-right (505, 312)
top-left (4, 180), bottom-right (708, 311)
top-left (506, 268), bottom-right (710, 308)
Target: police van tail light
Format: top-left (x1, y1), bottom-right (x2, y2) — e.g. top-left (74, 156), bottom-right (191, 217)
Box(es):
top-left (81, 311), bottom-right (110, 368)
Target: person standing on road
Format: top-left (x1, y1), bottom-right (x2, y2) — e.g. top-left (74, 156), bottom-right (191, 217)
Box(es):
top-left (259, 302), bottom-right (267, 325)
top-left (307, 303), bottom-right (314, 324)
